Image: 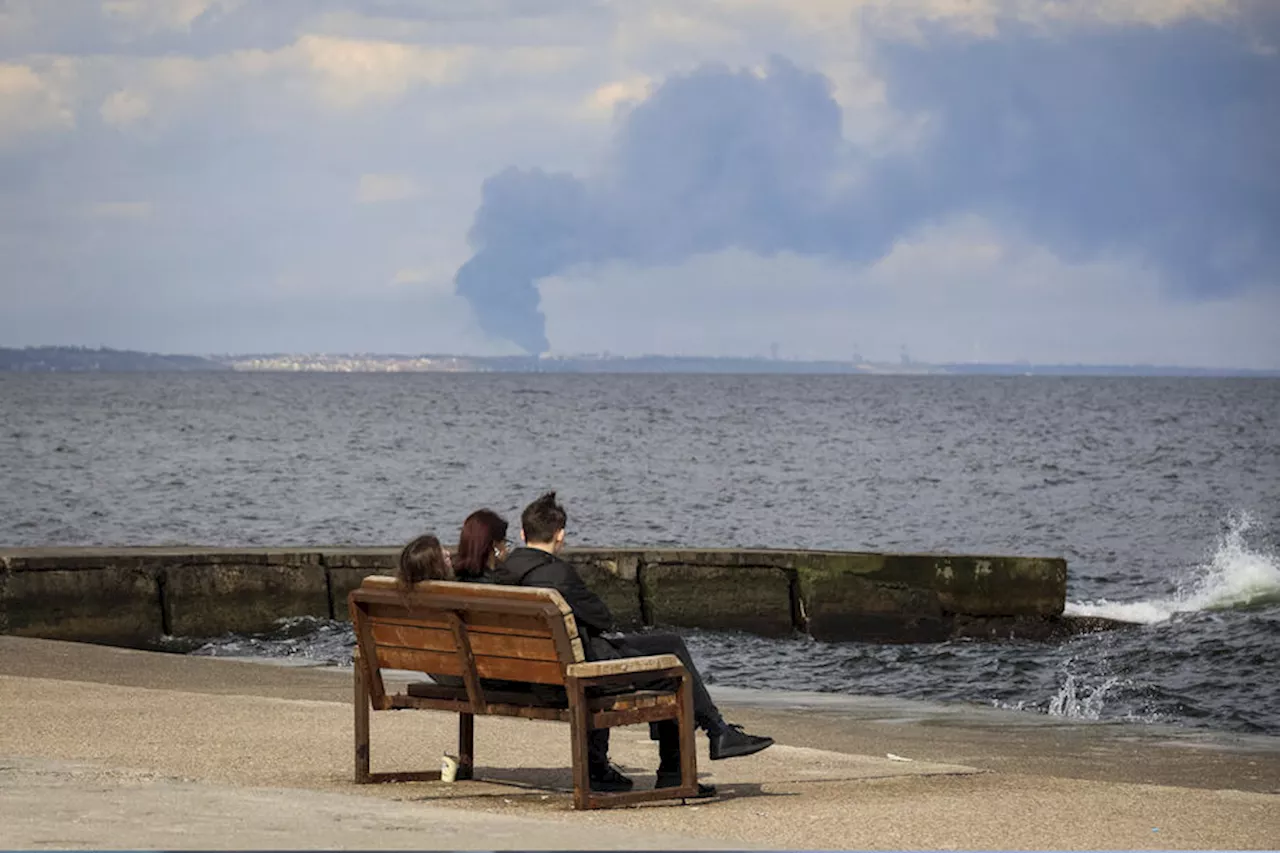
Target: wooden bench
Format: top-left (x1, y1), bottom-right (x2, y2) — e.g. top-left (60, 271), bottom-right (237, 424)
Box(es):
top-left (348, 577), bottom-right (700, 809)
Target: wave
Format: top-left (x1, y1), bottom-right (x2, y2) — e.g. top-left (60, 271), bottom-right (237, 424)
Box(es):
top-left (1065, 511), bottom-right (1280, 624)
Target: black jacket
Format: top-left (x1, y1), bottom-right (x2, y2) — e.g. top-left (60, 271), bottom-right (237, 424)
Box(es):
top-left (491, 547), bottom-right (618, 660)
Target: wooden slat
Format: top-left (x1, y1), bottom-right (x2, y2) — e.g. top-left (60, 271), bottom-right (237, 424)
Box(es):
top-left (364, 771), bottom-right (442, 784)
top-left (356, 589), bottom-right (570, 621)
top-left (359, 577), bottom-right (575, 616)
top-left (585, 786), bottom-right (698, 809)
top-left (387, 693), bottom-right (571, 722)
top-left (565, 654), bottom-right (681, 678)
top-left (590, 701), bottom-right (681, 730)
top-left (447, 611), bottom-right (485, 713)
top-left (349, 600), bottom-right (387, 709)
top-left (376, 646), bottom-right (567, 685)
top-left (369, 622), bottom-right (562, 662)
top-left (366, 604), bottom-right (571, 641)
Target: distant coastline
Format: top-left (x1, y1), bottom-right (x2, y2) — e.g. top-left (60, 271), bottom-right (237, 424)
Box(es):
top-left (2, 345), bottom-right (1276, 377)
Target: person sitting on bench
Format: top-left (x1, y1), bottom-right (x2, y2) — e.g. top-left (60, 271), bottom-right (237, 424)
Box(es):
top-left (397, 533), bottom-right (469, 690)
top-left (398, 533), bottom-right (453, 585)
top-left (491, 491), bottom-right (774, 796)
top-left (452, 508), bottom-right (510, 581)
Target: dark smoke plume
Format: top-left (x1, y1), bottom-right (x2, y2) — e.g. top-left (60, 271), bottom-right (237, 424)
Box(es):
top-left (454, 20), bottom-right (1279, 353)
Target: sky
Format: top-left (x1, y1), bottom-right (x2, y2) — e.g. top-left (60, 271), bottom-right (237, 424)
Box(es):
top-left (1, 0), bottom-right (1277, 367)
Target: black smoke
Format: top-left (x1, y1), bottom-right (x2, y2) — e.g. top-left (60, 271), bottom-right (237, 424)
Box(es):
top-left (454, 17), bottom-right (1279, 353)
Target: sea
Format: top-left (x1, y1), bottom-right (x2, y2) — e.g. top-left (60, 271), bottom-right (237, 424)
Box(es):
top-left (3, 372), bottom-right (1278, 736)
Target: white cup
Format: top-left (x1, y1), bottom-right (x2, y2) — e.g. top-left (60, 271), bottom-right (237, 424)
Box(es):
top-left (440, 754), bottom-right (459, 783)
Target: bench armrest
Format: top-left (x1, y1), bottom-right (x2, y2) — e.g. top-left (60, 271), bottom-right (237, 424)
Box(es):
top-left (564, 654), bottom-right (683, 679)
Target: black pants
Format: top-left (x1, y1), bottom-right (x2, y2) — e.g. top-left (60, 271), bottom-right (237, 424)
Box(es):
top-left (587, 631), bottom-right (721, 772)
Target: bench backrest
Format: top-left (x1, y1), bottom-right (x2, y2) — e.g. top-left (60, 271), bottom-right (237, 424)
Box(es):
top-left (348, 577), bottom-right (586, 709)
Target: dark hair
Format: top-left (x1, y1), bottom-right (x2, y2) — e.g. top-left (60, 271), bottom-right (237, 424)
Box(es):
top-left (455, 509), bottom-right (508, 579)
top-left (521, 491), bottom-right (566, 544)
top-left (398, 534), bottom-right (451, 589)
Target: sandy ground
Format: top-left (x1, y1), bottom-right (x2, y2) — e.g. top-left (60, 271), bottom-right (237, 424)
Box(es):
top-left (0, 635), bottom-right (1277, 850)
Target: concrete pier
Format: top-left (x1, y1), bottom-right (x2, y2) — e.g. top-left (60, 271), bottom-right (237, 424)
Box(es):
top-left (0, 545), bottom-right (1107, 646)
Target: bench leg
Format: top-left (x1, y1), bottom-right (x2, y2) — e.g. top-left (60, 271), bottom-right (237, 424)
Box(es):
top-left (354, 659), bottom-right (371, 784)
top-left (676, 671), bottom-right (699, 799)
top-left (566, 678), bottom-right (592, 810)
top-left (457, 713), bottom-right (474, 781)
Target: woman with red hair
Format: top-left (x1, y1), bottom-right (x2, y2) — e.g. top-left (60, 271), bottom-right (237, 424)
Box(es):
top-left (453, 508), bottom-right (510, 580)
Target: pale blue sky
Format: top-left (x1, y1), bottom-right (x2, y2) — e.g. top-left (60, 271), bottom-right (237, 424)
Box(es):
top-left (2, 0), bottom-right (1277, 366)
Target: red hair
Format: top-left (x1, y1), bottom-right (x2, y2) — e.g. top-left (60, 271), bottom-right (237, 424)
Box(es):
top-left (454, 509), bottom-right (509, 579)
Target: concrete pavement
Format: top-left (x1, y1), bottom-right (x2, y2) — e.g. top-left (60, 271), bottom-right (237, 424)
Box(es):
top-left (0, 636), bottom-right (1276, 849)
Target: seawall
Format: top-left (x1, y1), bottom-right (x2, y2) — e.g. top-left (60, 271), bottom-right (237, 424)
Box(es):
top-left (0, 546), bottom-right (1116, 647)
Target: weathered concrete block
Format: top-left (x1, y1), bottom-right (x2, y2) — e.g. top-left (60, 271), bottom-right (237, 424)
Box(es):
top-left (0, 564), bottom-right (163, 645)
top-left (640, 564), bottom-right (794, 637)
top-left (321, 550), bottom-right (399, 620)
top-left (564, 551), bottom-right (643, 630)
top-left (328, 567), bottom-right (396, 621)
top-left (932, 555), bottom-right (1066, 616)
top-left (796, 563), bottom-right (949, 643)
top-left (320, 548), bottom-right (399, 569)
top-left (163, 563), bottom-right (330, 637)
top-left (796, 551), bottom-right (1064, 620)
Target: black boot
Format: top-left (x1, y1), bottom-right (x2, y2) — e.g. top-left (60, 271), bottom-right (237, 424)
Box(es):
top-left (589, 764), bottom-right (634, 792)
top-left (655, 768), bottom-right (716, 798)
top-left (709, 723), bottom-right (774, 760)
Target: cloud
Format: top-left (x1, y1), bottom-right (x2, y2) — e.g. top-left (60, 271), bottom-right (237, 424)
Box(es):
top-left (292, 34), bottom-right (469, 108)
top-left (0, 62), bottom-right (76, 144)
top-left (870, 15), bottom-right (1280, 296)
top-left (356, 172), bottom-right (421, 203)
top-left (582, 75), bottom-right (653, 118)
top-left (99, 88), bottom-right (151, 125)
top-left (453, 11), bottom-right (1278, 353)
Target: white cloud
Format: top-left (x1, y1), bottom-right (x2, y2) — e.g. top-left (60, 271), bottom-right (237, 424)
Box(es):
top-left (292, 34), bottom-right (471, 108)
top-left (53, 34), bottom-right (586, 130)
top-left (100, 88), bottom-right (151, 126)
top-left (356, 173), bottom-right (421, 204)
top-left (0, 61), bottom-right (75, 144)
top-left (581, 75), bottom-right (653, 118)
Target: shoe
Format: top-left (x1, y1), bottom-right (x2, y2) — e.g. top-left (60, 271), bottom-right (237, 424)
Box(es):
top-left (709, 723), bottom-right (774, 760)
top-left (655, 770), bottom-right (716, 798)
top-left (589, 764), bottom-right (634, 792)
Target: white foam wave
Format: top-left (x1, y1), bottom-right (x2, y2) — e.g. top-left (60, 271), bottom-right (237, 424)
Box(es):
top-left (1065, 511), bottom-right (1280, 625)
top-left (1047, 670), bottom-right (1121, 720)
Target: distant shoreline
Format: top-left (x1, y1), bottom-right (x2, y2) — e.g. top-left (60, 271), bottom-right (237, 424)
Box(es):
top-left (3, 345), bottom-right (1277, 377)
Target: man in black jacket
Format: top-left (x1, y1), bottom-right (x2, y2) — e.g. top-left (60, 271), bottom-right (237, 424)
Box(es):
top-left (492, 491), bottom-right (774, 795)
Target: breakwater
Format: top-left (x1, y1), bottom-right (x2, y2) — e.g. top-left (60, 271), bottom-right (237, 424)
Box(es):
top-left (0, 546), bottom-right (1120, 647)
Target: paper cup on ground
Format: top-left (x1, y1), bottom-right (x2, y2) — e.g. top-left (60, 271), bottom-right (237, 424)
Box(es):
top-left (440, 754), bottom-right (459, 782)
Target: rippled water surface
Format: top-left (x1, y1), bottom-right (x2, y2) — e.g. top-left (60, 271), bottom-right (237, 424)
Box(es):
top-left (3, 373), bottom-right (1278, 734)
